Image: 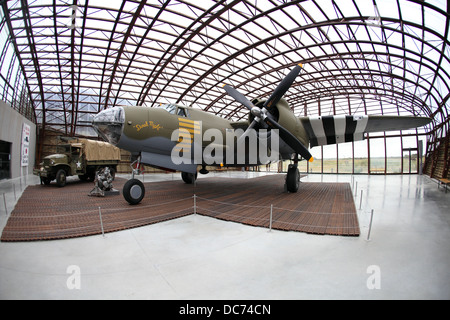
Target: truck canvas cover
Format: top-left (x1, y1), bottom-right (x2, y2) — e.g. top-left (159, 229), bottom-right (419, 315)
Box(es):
top-left (73, 139), bottom-right (121, 161)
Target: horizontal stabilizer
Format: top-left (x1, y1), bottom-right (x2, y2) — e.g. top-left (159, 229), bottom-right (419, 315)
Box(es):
top-left (300, 115), bottom-right (431, 147)
top-left (364, 116), bottom-right (431, 133)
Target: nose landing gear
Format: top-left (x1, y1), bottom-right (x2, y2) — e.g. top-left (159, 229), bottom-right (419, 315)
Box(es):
top-left (123, 156), bottom-right (146, 205)
top-left (123, 179), bottom-right (145, 205)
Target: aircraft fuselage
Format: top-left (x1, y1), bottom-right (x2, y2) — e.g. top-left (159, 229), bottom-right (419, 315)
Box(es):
top-left (93, 104), bottom-right (296, 173)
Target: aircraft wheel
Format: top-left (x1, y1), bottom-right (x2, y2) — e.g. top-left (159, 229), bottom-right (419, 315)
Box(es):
top-left (123, 179), bottom-right (145, 205)
top-left (286, 165), bottom-right (300, 193)
top-left (181, 172), bottom-right (197, 184)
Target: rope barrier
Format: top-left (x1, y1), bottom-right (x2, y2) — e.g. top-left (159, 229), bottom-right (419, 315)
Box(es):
top-left (196, 206), bottom-right (359, 230)
top-left (195, 196), bottom-right (268, 209)
top-left (196, 195), bottom-right (356, 216)
top-left (2, 207), bottom-right (193, 237)
top-left (196, 206), bottom-right (270, 222)
top-left (2, 186), bottom-right (360, 239)
top-left (6, 196), bottom-right (194, 219)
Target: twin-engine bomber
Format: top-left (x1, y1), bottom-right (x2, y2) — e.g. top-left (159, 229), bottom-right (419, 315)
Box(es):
top-left (92, 64), bottom-right (431, 205)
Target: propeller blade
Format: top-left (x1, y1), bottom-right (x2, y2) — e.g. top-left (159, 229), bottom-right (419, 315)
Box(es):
top-left (264, 115), bottom-right (313, 162)
top-left (237, 119), bottom-right (258, 146)
top-left (222, 65), bottom-right (312, 162)
top-left (264, 63), bottom-right (303, 110)
top-left (222, 84), bottom-right (254, 111)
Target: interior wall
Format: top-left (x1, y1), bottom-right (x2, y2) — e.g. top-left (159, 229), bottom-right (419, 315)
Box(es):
top-left (0, 100), bottom-right (36, 179)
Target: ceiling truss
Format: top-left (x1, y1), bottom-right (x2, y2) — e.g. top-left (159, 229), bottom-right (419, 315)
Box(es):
top-left (0, 0), bottom-right (448, 140)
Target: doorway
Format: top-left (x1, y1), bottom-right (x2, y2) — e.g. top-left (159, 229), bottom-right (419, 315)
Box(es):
top-left (0, 140), bottom-right (12, 180)
top-left (402, 147), bottom-right (419, 174)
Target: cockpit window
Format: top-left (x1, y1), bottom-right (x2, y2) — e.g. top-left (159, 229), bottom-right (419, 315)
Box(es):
top-left (93, 107), bottom-right (124, 124)
top-left (177, 107), bottom-right (186, 117)
top-left (92, 107), bottom-right (125, 145)
top-left (160, 103), bottom-right (177, 114)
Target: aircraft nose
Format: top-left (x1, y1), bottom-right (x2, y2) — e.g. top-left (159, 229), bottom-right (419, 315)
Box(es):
top-left (92, 107), bottom-right (125, 146)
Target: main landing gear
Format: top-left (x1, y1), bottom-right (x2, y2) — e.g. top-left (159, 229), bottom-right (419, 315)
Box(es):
top-left (181, 172), bottom-right (197, 184)
top-left (285, 156), bottom-right (300, 193)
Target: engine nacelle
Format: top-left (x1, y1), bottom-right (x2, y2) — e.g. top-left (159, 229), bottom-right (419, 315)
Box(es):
top-left (249, 98), bottom-right (309, 148)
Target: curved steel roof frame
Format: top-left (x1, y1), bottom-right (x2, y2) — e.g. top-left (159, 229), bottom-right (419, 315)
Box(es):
top-left (0, 0), bottom-right (448, 140)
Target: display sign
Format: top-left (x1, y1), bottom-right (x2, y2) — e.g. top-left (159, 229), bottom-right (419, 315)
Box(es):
top-left (21, 123), bottom-right (30, 167)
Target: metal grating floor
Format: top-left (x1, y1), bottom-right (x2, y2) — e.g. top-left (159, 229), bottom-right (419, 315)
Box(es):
top-left (1, 174), bottom-right (359, 242)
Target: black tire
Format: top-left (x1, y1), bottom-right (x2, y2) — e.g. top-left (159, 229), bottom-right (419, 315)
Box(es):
top-left (181, 172), bottom-right (197, 184)
top-left (56, 169), bottom-right (67, 187)
top-left (109, 167), bottom-right (116, 180)
top-left (41, 177), bottom-right (51, 185)
top-left (123, 179), bottom-right (145, 205)
top-left (286, 165), bottom-right (299, 193)
top-left (86, 172), bottom-right (95, 182)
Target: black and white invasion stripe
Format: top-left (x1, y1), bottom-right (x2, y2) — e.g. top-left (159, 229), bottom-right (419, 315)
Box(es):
top-left (302, 115), bottom-right (369, 147)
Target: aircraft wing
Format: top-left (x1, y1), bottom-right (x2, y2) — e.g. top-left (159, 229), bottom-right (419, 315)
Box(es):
top-left (230, 120), bottom-right (250, 131)
top-left (299, 115), bottom-right (431, 148)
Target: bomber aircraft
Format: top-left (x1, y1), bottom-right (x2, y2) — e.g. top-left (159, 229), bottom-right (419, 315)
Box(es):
top-left (92, 64), bottom-right (431, 205)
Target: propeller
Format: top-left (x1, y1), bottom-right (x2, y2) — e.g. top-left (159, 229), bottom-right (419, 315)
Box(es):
top-left (263, 63), bottom-right (303, 111)
top-left (223, 63), bottom-right (313, 162)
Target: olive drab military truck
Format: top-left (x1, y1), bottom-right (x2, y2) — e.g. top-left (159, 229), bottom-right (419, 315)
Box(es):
top-left (34, 138), bottom-right (121, 187)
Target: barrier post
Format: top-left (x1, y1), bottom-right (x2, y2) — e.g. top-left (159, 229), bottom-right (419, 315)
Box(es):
top-left (367, 209), bottom-right (374, 241)
top-left (359, 189), bottom-right (363, 210)
top-left (269, 204), bottom-right (273, 232)
top-left (98, 207), bottom-right (105, 237)
top-left (193, 194), bottom-right (197, 215)
top-left (2, 193), bottom-right (7, 216)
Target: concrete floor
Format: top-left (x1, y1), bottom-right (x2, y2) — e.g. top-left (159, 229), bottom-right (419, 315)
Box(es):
top-left (0, 171), bottom-right (449, 300)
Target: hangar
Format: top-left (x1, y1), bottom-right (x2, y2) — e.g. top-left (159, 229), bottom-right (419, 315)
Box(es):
top-left (0, 0), bottom-right (449, 300)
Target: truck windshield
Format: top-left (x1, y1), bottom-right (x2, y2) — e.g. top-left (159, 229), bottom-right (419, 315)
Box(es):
top-left (56, 145), bottom-right (71, 154)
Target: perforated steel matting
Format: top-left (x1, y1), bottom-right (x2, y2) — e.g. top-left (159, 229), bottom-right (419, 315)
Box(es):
top-left (1, 175), bottom-right (359, 242)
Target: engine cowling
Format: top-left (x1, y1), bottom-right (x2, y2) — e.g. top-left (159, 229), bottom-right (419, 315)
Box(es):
top-left (248, 97), bottom-right (309, 148)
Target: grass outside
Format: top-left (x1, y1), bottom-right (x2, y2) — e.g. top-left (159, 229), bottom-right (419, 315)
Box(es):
top-left (270, 157), bottom-right (422, 174)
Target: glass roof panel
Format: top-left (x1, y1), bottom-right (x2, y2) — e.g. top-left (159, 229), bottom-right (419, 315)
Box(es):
top-left (0, 0), bottom-right (447, 137)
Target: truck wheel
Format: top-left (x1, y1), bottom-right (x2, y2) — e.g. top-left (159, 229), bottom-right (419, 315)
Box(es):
top-left (56, 169), bottom-right (67, 187)
top-left (87, 172), bottom-right (95, 181)
top-left (123, 179), bottom-right (145, 205)
top-left (41, 177), bottom-right (51, 185)
top-left (109, 167), bottom-right (116, 180)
